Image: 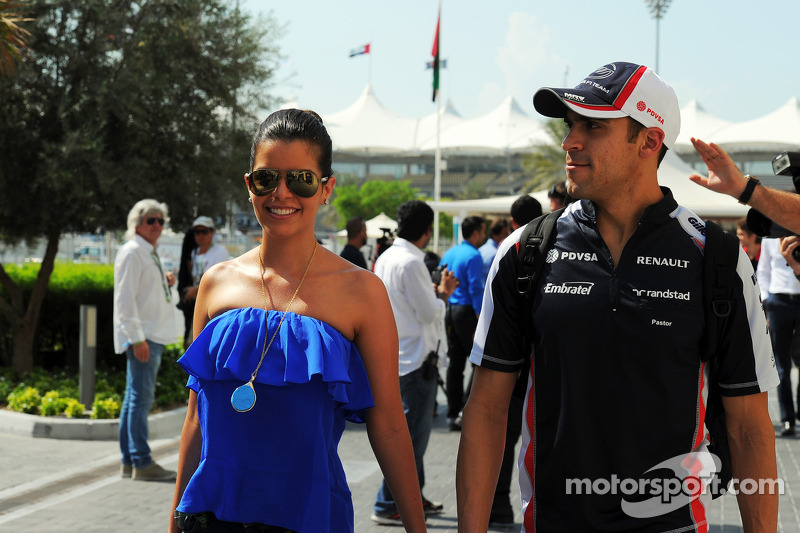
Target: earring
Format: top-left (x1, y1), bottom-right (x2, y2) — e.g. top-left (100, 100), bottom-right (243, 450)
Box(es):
top-left (248, 198), bottom-right (252, 203)
top-left (323, 198), bottom-right (329, 205)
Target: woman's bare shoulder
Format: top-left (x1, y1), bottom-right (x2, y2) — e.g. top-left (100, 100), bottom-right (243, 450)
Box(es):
top-left (199, 249), bottom-right (262, 317)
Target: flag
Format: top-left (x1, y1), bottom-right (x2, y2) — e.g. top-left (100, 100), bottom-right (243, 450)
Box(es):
top-left (349, 43), bottom-right (370, 58)
top-left (431, 9), bottom-right (440, 102)
top-left (425, 59), bottom-right (447, 69)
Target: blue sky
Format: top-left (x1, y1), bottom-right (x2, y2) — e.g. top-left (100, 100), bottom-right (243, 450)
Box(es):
top-left (244, 0), bottom-right (798, 126)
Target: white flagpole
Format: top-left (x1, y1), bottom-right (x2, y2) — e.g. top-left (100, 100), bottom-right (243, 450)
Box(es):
top-left (432, 4), bottom-right (442, 253)
top-left (433, 95), bottom-right (441, 253)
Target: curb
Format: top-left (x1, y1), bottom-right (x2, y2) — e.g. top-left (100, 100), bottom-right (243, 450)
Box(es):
top-left (0, 406), bottom-right (186, 441)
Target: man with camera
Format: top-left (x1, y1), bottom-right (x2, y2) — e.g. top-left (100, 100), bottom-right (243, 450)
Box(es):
top-left (690, 138), bottom-right (800, 234)
top-left (757, 236), bottom-right (800, 437)
top-left (371, 200), bottom-right (458, 525)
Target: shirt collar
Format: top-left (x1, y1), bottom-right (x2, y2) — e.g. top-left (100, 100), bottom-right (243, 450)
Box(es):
top-left (576, 186), bottom-right (678, 227)
top-left (392, 237), bottom-right (425, 258)
top-left (133, 234), bottom-right (157, 253)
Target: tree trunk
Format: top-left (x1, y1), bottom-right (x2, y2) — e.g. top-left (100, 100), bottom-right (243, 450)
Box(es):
top-left (1, 231), bottom-right (61, 374)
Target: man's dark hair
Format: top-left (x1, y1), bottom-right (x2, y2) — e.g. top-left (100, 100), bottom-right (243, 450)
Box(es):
top-left (627, 118), bottom-right (668, 167)
top-left (511, 195), bottom-right (543, 226)
top-left (345, 216), bottom-right (365, 239)
top-left (547, 181), bottom-right (569, 202)
top-left (489, 217), bottom-right (510, 237)
top-left (396, 200), bottom-right (434, 241)
top-left (737, 216), bottom-right (762, 244)
top-left (461, 216), bottom-right (485, 240)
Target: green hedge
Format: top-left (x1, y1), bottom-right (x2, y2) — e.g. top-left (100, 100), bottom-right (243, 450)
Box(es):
top-left (1, 343), bottom-right (189, 418)
top-left (0, 263), bottom-right (117, 370)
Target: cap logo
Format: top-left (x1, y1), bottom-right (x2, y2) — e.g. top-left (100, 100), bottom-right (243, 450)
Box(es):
top-left (647, 107), bottom-right (665, 125)
top-left (563, 92), bottom-right (585, 102)
top-left (636, 101), bottom-right (646, 112)
top-left (586, 65), bottom-right (616, 80)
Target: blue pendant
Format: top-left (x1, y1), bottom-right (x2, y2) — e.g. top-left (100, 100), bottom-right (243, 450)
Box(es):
top-left (231, 381), bottom-right (256, 412)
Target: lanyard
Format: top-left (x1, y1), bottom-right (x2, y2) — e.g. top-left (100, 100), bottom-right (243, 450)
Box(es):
top-left (150, 251), bottom-right (171, 303)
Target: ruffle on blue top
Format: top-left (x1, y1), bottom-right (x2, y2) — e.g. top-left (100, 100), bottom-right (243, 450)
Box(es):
top-left (178, 307), bottom-right (374, 422)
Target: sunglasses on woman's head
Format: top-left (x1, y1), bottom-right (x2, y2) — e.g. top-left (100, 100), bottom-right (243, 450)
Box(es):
top-left (145, 217), bottom-right (164, 226)
top-left (246, 169), bottom-right (328, 199)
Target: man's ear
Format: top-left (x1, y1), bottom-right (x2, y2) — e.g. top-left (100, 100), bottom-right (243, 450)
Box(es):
top-left (641, 128), bottom-right (665, 160)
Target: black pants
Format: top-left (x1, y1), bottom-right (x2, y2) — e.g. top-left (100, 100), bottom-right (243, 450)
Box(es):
top-left (492, 368), bottom-right (527, 517)
top-left (176, 512), bottom-right (296, 533)
top-left (445, 304), bottom-right (478, 419)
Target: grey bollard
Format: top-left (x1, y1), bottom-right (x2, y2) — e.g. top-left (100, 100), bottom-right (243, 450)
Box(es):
top-left (79, 305), bottom-right (97, 407)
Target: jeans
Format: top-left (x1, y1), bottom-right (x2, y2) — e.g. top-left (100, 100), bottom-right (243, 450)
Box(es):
top-left (765, 294), bottom-right (800, 425)
top-left (119, 341), bottom-right (164, 468)
top-left (445, 304), bottom-right (478, 419)
top-left (374, 365), bottom-right (438, 515)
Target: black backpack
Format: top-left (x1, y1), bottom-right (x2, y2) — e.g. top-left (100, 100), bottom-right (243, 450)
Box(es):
top-left (515, 209), bottom-right (740, 499)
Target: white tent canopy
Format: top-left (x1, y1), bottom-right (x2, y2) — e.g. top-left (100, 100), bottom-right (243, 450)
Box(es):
top-left (324, 85), bottom-right (419, 154)
top-left (336, 212), bottom-right (398, 239)
top-left (290, 86), bottom-right (795, 159)
top-left (429, 151), bottom-right (747, 219)
top-left (673, 100), bottom-right (732, 155)
top-left (710, 97), bottom-right (800, 152)
top-left (418, 96), bottom-right (550, 155)
top-left (412, 100), bottom-right (464, 153)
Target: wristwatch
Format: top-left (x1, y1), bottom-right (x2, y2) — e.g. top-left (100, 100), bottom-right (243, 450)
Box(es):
top-left (738, 175), bottom-right (760, 205)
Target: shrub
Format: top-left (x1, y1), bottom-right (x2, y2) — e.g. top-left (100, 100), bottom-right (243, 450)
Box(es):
top-left (39, 390), bottom-right (68, 417)
top-left (64, 399), bottom-right (86, 418)
top-left (155, 344), bottom-right (190, 409)
top-left (91, 396), bottom-right (121, 419)
top-left (7, 386), bottom-right (42, 414)
top-left (0, 263), bottom-right (116, 369)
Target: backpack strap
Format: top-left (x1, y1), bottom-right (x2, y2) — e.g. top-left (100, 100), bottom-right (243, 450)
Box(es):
top-left (516, 208), bottom-right (564, 298)
top-left (516, 208), bottom-right (564, 347)
top-left (701, 219), bottom-right (742, 499)
top-left (701, 220), bottom-right (741, 362)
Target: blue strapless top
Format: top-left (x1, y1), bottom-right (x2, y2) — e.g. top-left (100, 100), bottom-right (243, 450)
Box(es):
top-left (176, 308), bottom-right (374, 533)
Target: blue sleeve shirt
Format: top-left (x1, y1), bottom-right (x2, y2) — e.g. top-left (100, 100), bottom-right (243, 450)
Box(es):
top-left (441, 242), bottom-right (485, 313)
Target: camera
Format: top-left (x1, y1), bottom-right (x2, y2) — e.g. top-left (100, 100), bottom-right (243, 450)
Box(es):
top-left (746, 151), bottom-right (800, 261)
top-left (431, 263), bottom-right (447, 285)
top-left (374, 227), bottom-right (395, 262)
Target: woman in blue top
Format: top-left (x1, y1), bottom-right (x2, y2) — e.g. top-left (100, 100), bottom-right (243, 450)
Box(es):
top-left (169, 109), bottom-right (427, 532)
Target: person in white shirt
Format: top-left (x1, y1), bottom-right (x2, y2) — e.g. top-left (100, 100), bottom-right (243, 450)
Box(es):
top-left (178, 216), bottom-right (230, 346)
top-left (757, 237), bottom-right (800, 436)
top-left (114, 199), bottom-right (178, 481)
top-left (371, 200), bottom-right (458, 525)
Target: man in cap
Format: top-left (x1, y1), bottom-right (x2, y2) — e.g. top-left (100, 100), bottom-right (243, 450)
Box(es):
top-left (456, 62), bottom-right (779, 531)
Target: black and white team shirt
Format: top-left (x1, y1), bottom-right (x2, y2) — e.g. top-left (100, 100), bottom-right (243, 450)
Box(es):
top-left (471, 188), bottom-right (777, 532)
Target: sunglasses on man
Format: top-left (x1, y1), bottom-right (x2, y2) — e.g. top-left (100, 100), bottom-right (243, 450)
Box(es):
top-left (245, 169), bottom-right (329, 199)
top-left (145, 217), bottom-right (165, 226)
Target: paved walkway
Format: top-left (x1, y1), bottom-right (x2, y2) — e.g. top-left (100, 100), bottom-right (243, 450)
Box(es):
top-left (1, 385), bottom-right (799, 532)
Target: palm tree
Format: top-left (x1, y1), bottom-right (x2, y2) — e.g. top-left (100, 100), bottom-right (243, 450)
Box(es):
top-left (521, 118), bottom-right (569, 193)
top-left (0, 0), bottom-right (32, 78)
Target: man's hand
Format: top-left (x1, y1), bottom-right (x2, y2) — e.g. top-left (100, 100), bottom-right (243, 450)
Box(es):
top-left (689, 138), bottom-right (748, 199)
top-left (133, 341), bottom-right (150, 362)
top-left (779, 236), bottom-right (800, 275)
top-left (436, 268), bottom-right (459, 300)
top-left (166, 271), bottom-right (176, 288)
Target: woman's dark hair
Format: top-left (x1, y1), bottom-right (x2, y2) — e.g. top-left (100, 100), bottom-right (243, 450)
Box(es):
top-left (177, 229), bottom-right (198, 295)
top-left (249, 109), bottom-right (333, 177)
